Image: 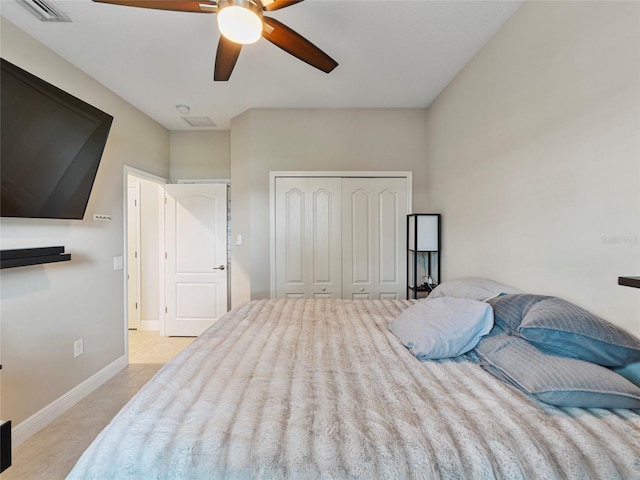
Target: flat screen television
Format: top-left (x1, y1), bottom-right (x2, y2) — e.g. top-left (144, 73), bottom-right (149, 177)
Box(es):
top-left (1, 58), bottom-right (113, 219)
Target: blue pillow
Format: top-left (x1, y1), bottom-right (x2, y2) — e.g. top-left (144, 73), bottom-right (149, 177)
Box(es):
top-left (487, 294), bottom-right (640, 367)
top-left (475, 333), bottom-right (640, 409)
top-left (613, 363), bottom-right (640, 387)
top-left (486, 294), bottom-right (552, 333)
top-left (389, 297), bottom-right (494, 360)
top-left (516, 296), bottom-right (640, 367)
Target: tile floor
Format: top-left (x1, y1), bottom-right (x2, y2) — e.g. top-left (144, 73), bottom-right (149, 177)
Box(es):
top-left (129, 330), bottom-right (195, 364)
top-left (2, 331), bottom-right (194, 480)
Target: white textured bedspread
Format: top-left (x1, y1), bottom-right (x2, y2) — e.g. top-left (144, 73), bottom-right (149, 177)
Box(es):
top-left (68, 299), bottom-right (640, 479)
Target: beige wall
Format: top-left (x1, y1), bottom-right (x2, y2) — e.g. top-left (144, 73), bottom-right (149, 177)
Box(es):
top-left (229, 112), bottom-right (253, 308)
top-left (230, 108), bottom-right (429, 305)
top-left (169, 130), bottom-right (230, 182)
top-left (424, 1), bottom-right (640, 333)
top-left (0, 18), bottom-right (170, 426)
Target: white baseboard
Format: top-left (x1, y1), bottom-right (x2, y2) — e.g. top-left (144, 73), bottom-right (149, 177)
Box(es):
top-left (11, 354), bottom-right (128, 448)
top-left (140, 320), bottom-right (160, 331)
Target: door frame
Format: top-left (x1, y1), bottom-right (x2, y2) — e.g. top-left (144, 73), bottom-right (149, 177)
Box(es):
top-left (269, 171), bottom-right (413, 298)
top-left (127, 182), bottom-right (141, 330)
top-left (123, 166), bottom-right (168, 354)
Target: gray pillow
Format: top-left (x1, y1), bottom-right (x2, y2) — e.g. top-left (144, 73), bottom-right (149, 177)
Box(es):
top-left (487, 294), bottom-right (640, 367)
top-left (516, 296), bottom-right (640, 367)
top-left (487, 294), bottom-right (552, 332)
top-left (389, 297), bottom-right (494, 360)
top-left (475, 333), bottom-right (640, 409)
top-left (429, 277), bottom-right (521, 302)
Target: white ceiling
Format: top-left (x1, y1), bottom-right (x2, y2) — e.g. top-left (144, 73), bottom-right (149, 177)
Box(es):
top-left (0, 0), bottom-right (523, 130)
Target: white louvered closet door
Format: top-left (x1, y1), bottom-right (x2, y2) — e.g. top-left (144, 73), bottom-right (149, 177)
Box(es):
top-left (341, 178), bottom-right (407, 300)
top-left (274, 177), bottom-right (342, 298)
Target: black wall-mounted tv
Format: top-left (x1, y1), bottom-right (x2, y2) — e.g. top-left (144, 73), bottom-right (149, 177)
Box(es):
top-left (1, 58), bottom-right (113, 220)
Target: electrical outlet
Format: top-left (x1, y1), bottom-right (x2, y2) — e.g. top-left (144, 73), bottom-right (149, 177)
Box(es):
top-left (74, 338), bottom-right (83, 358)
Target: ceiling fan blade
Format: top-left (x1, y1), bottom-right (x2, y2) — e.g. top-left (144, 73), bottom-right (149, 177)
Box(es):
top-left (91, 0), bottom-right (217, 13)
top-left (262, 0), bottom-right (304, 12)
top-left (262, 16), bottom-right (338, 73)
top-left (214, 36), bottom-right (243, 81)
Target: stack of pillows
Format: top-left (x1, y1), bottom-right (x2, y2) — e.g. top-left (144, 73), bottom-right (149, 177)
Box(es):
top-left (389, 278), bottom-right (640, 409)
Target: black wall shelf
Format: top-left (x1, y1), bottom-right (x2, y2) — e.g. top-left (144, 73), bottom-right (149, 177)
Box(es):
top-left (0, 246), bottom-right (71, 269)
top-left (618, 276), bottom-right (640, 289)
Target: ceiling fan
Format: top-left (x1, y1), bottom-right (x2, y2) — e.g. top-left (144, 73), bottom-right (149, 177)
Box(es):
top-left (92, 0), bottom-right (338, 81)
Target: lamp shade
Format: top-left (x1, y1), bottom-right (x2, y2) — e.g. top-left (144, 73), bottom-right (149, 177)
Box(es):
top-left (416, 215), bottom-right (439, 251)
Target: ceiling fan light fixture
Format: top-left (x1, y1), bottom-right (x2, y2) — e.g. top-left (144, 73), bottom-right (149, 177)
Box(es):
top-left (217, 0), bottom-right (263, 45)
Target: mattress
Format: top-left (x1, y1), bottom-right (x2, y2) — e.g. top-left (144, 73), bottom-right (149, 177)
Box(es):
top-left (67, 299), bottom-right (640, 479)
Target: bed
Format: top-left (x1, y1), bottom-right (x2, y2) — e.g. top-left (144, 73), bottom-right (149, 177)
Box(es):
top-left (67, 297), bottom-right (640, 479)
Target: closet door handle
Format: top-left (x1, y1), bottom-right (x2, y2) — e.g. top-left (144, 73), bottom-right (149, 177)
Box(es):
top-left (213, 265), bottom-right (226, 271)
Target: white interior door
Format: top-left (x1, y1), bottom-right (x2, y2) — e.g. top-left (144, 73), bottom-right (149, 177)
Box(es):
top-left (342, 178), bottom-right (407, 300)
top-left (275, 177), bottom-right (342, 298)
top-left (165, 184), bottom-right (228, 336)
top-left (127, 183), bottom-right (141, 329)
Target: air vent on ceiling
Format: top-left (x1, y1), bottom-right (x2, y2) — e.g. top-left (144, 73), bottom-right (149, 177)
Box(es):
top-left (17, 0), bottom-right (71, 22)
top-left (182, 116), bottom-right (217, 128)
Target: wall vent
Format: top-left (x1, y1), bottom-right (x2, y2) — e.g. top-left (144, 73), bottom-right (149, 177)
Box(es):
top-left (182, 116), bottom-right (217, 128)
top-left (17, 0), bottom-right (72, 22)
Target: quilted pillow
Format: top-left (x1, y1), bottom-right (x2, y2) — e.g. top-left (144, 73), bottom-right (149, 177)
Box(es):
top-left (487, 294), bottom-right (552, 333)
top-left (487, 294), bottom-right (640, 367)
top-left (428, 277), bottom-right (521, 302)
top-left (389, 297), bottom-right (494, 360)
top-left (516, 296), bottom-right (640, 367)
top-left (475, 333), bottom-right (640, 409)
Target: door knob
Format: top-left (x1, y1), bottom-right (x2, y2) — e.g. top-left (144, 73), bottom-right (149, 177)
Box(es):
top-left (360, 287), bottom-right (365, 292)
top-left (213, 265), bottom-right (226, 270)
